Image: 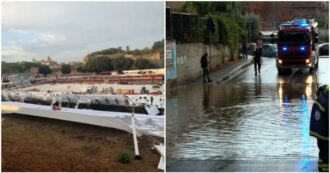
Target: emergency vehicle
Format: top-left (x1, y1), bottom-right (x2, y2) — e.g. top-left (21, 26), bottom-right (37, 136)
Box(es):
top-left (276, 19), bottom-right (319, 73)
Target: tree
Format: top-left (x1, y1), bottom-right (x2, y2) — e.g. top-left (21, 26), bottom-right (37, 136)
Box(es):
top-left (2, 61), bottom-right (19, 74)
top-left (2, 61), bottom-right (43, 74)
top-left (76, 63), bottom-right (87, 73)
top-left (140, 86), bottom-right (147, 94)
top-left (180, 1), bottom-right (248, 48)
top-left (181, 2), bottom-right (228, 16)
top-left (126, 45), bottom-right (130, 52)
top-left (90, 48), bottom-right (122, 56)
top-left (98, 56), bottom-right (113, 72)
top-left (113, 56), bottom-right (134, 72)
top-left (141, 47), bottom-right (152, 54)
top-left (85, 56), bottom-right (113, 73)
top-left (38, 65), bottom-right (52, 77)
top-left (152, 40), bottom-right (164, 51)
top-left (61, 64), bottom-right (72, 74)
top-left (132, 49), bottom-right (142, 55)
top-left (315, 16), bottom-right (327, 28)
top-left (245, 13), bottom-right (261, 42)
top-left (134, 58), bottom-right (155, 69)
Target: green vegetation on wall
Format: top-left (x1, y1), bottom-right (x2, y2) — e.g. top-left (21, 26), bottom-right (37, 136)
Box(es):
top-left (181, 2), bottom-right (260, 50)
top-left (181, 1), bottom-right (261, 50)
top-left (315, 16), bottom-right (328, 28)
top-left (178, 2), bottom-right (260, 61)
top-left (212, 13), bottom-right (245, 50)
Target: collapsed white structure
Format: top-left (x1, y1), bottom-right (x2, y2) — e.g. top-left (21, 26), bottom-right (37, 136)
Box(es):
top-left (2, 101), bottom-right (164, 137)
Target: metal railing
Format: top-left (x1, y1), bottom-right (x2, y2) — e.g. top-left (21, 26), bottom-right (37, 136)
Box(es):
top-left (166, 8), bottom-right (205, 43)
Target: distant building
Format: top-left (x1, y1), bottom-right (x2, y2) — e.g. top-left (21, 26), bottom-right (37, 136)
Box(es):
top-left (41, 56), bottom-right (59, 69)
top-left (245, 2), bottom-right (329, 29)
top-left (100, 71), bottom-right (119, 75)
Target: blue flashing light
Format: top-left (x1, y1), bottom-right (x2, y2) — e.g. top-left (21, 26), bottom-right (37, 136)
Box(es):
top-left (300, 46), bottom-right (305, 51)
top-left (294, 19), bottom-right (308, 26)
top-left (282, 46), bottom-right (288, 52)
top-left (293, 19), bottom-right (311, 28)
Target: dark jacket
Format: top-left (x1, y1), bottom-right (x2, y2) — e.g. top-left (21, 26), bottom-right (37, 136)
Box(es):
top-left (242, 42), bottom-right (247, 51)
top-left (200, 54), bottom-right (208, 68)
top-left (310, 91), bottom-right (329, 141)
top-left (254, 50), bottom-right (261, 61)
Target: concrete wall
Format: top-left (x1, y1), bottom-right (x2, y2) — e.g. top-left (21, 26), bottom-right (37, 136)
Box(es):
top-left (174, 42), bottom-right (237, 85)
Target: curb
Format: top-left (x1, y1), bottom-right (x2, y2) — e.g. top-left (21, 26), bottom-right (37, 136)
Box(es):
top-left (217, 58), bottom-right (254, 83)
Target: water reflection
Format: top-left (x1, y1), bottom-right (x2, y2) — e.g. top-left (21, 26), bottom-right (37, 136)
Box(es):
top-left (254, 75), bottom-right (262, 96)
top-left (203, 84), bottom-right (211, 110)
top-left (167, 73), bottom-right (318, 160)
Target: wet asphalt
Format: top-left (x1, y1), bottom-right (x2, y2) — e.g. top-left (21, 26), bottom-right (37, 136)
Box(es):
top-left (166, 57), bottom-right (329, 172)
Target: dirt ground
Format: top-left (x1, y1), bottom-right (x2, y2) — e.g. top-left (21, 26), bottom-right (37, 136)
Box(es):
top-left (2, 114), bottom-right (163, 172)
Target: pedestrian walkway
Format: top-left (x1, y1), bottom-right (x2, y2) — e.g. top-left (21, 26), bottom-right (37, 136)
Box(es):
top-left (213, 55), bottom-right (254, 83)
top-left (179, 55), bottom-right (253, 88)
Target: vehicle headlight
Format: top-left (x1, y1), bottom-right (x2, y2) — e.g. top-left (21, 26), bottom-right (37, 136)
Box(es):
top-left (306, 59), bottom-right (310, 63)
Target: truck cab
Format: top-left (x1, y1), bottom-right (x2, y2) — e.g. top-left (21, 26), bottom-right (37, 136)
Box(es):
top-left (276, 19), bottom-right (319, 73)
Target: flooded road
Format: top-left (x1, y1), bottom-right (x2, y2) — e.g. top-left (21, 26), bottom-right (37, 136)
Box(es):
top-left (166, 57), bottom-right (328, 170)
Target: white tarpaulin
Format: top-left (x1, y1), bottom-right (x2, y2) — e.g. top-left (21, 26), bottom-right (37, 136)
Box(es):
top-left (1, 101), bottom-right (164, 138)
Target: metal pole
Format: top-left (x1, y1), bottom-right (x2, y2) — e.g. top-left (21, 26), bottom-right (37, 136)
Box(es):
top-left (131, 102), bottom-right (142, 159)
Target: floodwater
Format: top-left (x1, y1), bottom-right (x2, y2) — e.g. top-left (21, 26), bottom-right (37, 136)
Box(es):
top-left (167, 58), bottom-right (328, 161)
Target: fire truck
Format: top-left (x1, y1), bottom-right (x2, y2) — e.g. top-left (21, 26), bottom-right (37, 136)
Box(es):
top-left (276, 19), bottom-right (319, 73)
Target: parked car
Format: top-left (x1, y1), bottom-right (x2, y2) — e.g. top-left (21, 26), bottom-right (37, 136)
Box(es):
top-left (262, 44), bottom-right (277, 58)
top-left (318, 43), bottom-right (329, 57)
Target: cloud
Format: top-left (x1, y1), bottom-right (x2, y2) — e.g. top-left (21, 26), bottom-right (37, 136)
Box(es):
top-left (32, 32), bottom-right (67, 44)
top-left (2, 1), bottom-right (164, 62)
top-left (2, 44), bottom-right (37, 62)
top-left (8, 29), bottom-right (32, 34)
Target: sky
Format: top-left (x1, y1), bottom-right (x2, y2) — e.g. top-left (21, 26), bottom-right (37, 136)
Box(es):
top-left (1, 1), bottom-right (164, 63)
